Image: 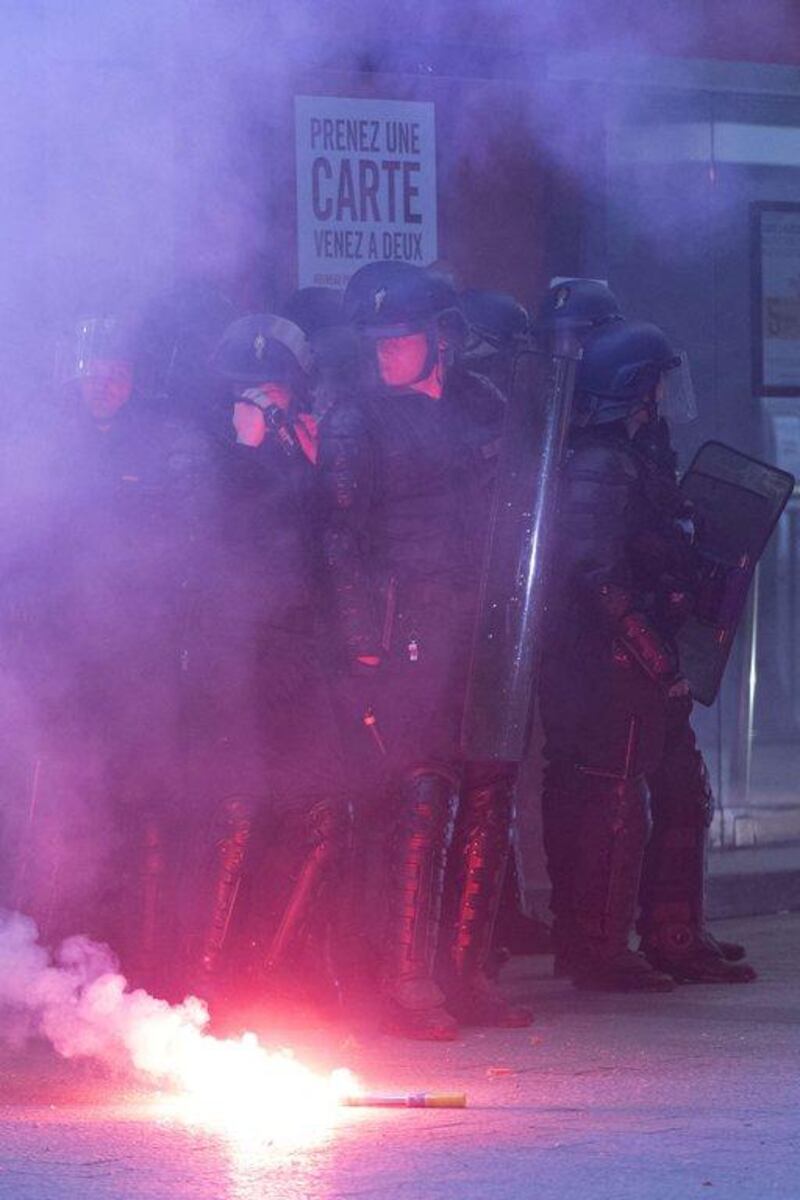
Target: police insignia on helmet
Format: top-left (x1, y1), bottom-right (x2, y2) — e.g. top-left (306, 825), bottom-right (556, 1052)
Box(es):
top-left (374, 287), bottom-right (387, 314)
top-left (254, 333), bottom-right (266, 359)
top-left (554, 286), bottom-right (570, 310)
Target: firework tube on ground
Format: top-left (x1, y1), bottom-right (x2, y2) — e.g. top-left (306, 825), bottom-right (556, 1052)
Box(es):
top-left (342, 1092), bottom-right (467, 1108)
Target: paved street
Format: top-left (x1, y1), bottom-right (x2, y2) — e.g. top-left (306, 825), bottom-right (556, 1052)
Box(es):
top-left (1, 913), bottom-right (798, 1200)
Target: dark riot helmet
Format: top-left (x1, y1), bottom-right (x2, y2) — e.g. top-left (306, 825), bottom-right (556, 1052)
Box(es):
top-left (343, 261), bottom-right (466, 384)
top-left (344, 260), bottom-right (465, 336)
top-left (536, 277), bottom-right (623, 335)
top-left (282, 287), bottom-right (343, 341)
top-left (461, 289), bottom-right (529, 352)
top-left (213, 314), bottom-right (312, 396)
top-left (576, 319), bottom-right (696, 426)
top-left (281, 285), bottom-right (361, 385)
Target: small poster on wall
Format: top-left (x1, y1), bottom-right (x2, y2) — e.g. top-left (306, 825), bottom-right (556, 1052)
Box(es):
top-left (753, 202), bottom-right (800, 395)
top-left (295, 95), bottom-right (437, 290)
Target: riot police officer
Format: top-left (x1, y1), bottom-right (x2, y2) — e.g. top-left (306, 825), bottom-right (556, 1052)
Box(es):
top-left (185, 313), bottom-right (347, 1003)
top-left (539, 318), bottom-right (756, 990)
top-left (534, 280), bottom-right (746, 979)
top-left (460, 288), bottom-right (530, 396)
top-left (23, 315), bottom-right (202, 979)
top-left (533, 278), bottom-right (624, 974)
top-left (318, 261), bottom-right (532, 1039)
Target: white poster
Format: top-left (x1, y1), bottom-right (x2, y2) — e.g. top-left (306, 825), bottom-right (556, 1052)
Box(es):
top-left (295, 95), bottom-right (437, 290)
top-left (759, 207), bottom-right (800, 391)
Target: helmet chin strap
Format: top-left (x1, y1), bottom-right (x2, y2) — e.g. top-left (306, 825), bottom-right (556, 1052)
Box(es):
top-left (377, 323), bottom-right (442, 391)
top-left (416, 329), bottom-right (443, 386)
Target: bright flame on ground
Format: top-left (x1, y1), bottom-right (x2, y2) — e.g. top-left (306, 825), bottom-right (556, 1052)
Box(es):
top-left (0, 912), bottom-right (360, 1152)
top-left (152, 1028), bottom-right (360, 1147)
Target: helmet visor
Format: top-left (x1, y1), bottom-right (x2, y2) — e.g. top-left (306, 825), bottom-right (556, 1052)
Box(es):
top-left (54, 318), bottom-right (132, 386)
top-left (660, 351), bottom-right (697, 424)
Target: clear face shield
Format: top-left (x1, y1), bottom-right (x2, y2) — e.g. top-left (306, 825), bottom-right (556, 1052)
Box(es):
top-left (659, 351), bottom-right (697, 424)
top-left (53, 318), bottom-right (129, 387)
top-left (53, 317), bottom-right (134, 420)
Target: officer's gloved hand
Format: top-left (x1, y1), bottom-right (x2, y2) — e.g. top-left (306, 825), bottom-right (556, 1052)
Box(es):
top-left (233, 399), bottom-right (267, 447)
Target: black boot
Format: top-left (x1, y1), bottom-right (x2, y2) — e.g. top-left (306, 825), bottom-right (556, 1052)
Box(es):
top-left (707, 933), bottom-right (747, 962)
top-left (640, 738), bottom-right (756, 984)
top-left (641, 913), bottom-right (757, 984)
top-left (193, 797), bottom-right (253, 993)
top-left (639, 820), bottom-right (756, 984)
top-left (570, 771), bottom-right (674, 994)
top-left (263, 800), bottom-right (346, 973)
top-left (442, 776), bottom-right (534, 1028)
top-left (382, 771), bottom-right (459, 1041)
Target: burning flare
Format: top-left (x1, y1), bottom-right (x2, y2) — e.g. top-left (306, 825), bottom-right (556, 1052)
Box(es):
top-left (0, 910), bottom-right (358, 1143)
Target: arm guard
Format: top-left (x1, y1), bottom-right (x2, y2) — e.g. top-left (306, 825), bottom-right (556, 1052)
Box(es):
top-left (560, 440), bottom-right (678, 685)
top-left (317, 399), bottom-right (380, 660)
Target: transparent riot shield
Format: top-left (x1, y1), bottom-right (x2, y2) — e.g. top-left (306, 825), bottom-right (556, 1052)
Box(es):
top-left (460, 336), bottom-right (579, 762)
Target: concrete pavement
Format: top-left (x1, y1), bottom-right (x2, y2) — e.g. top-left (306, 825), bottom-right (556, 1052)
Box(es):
top-left (0, 912), bottom-right (798, 1200)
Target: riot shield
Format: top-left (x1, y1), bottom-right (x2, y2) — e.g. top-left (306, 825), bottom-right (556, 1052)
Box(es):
top-left (677, 440), bottom-right (795, 705)
top-left (460, 335), bottom-right (579, 762)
